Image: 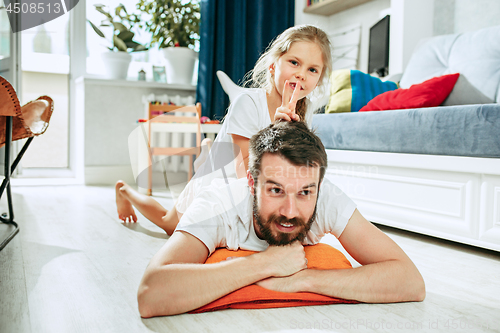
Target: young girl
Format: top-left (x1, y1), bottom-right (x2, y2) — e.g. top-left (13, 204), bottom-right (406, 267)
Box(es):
top-left (116, 24), bottom-right (333, 234)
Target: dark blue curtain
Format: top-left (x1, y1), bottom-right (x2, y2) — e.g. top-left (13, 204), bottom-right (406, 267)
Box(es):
top-left (196, 0), bottom-right (295, 120)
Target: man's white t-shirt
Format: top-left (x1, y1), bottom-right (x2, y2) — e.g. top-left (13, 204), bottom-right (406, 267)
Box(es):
top-left (176, 177), bottom-right (357, 256)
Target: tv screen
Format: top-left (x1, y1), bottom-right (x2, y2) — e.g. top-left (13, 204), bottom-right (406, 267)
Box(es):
top-left (368, 15), bottom-right (390, 77)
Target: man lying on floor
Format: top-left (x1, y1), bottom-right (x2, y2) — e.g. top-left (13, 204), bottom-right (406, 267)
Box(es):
top-left (137, 121), bottom-right (425, 317)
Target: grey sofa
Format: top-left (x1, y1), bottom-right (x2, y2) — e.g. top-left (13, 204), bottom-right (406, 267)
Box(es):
top-left (313, 25), bottom-right (500, 158)
top-left (312, 25), bottom-right (500, 251)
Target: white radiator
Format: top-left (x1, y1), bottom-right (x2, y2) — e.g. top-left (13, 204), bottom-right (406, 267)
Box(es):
top-left (141, 93), bottom-right (197, 174)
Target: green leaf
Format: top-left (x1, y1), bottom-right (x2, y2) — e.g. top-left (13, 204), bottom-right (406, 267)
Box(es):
top-left (113, 35), bottom-right (128, 52)
top-left (112, 22), bottom-right (128, 33)
top-left (115, 5), bottom-right (123, 17)
top-left (128, 42), bottom-right (147, 52)
top-left (125, 41), bottom-right (140, 48)
top-left (87, 20), bottom-right (105, 38)
top-left (119, 3), bottom-right (128, 14)
top-left (95, 6), bottom-right (113, 20)
top-left (117, 30), bottom-right (134, 42)
top-left (137, 0), bottom-right (200, 49)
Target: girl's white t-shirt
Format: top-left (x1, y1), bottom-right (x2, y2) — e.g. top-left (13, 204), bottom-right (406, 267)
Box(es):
top-left (175, 89), bottom-right (271, 213)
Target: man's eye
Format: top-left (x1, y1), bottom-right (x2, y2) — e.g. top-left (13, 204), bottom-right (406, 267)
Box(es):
top-left (270, 188), bottom-right (282, 194)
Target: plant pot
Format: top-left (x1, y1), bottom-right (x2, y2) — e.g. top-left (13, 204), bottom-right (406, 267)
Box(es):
top-left (101, 51), bottom-right (132, 80)
top-left (162, 47), bottom-right (198, 85)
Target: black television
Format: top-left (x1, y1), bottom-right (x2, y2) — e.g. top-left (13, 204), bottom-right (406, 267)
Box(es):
top-left (368, 15), bottom-right (390, 77)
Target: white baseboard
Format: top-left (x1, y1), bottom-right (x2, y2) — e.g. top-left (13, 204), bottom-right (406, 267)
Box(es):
top-left (84, 165), bottom-right (136, 185)
top-left (84, 165), bottom-right (188, 187)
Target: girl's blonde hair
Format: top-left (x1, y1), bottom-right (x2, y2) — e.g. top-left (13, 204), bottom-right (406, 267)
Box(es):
top-left (244, 25), bottom-right (332, 121)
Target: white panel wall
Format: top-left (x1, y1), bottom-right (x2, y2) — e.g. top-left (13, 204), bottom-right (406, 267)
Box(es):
top-left (296, 0), bottom-right (391, 73)
top-left (296, 0), bottom-right (500, 76)
top-left (389, 0), bottom-right (434, 75)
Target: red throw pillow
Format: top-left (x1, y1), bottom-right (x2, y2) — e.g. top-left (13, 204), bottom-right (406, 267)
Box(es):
top-left (359, 73), bottom-right (460, 112)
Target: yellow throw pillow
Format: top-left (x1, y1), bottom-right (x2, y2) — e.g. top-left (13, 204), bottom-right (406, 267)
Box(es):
top-left (326, 69), bottom-right (398, 113)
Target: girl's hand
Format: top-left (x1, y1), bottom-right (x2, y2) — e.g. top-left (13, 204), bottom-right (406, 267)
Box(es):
top-left (274, 80), bottom-right (301, 122)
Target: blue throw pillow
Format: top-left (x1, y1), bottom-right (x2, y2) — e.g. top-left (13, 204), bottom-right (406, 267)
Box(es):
top-left (326, 69), bottom-right (398, 113)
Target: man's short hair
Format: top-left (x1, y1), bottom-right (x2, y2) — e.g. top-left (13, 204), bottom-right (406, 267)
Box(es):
top-left (248, 121), bottom-right (328, 183)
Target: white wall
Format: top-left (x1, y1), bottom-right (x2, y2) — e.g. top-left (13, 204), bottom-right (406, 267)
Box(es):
top-left (329, 0), bottom-right (390, 74)
top-left (296, 0), bottom-right (390, 73)
top-left (21, 72), bottom-right (69, 168)
top-left (294, 1), bottom-right (330, 28)
top-left (76, 78), bottom-right (195, 184)
top-left (296, 0), bottom-right (500, 74)
top-left (433, 0), bottom-right (500, 35)
top-left (389, 0), bottom-right (434, 75)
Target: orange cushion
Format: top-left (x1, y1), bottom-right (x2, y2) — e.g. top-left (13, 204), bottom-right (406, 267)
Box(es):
top-left (189, 243), bottom-right (358, 313)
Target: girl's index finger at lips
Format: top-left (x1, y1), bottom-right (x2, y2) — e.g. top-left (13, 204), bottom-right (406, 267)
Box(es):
top-left (281, 80), bottom-right (291, 106)
top-left (289, 81), bottom-right (301, 107)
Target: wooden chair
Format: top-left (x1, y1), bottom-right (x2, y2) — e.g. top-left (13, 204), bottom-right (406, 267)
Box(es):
top-left (146, 103), bottom-right (201, 196)
top-left (0, 76), bottom-right (53, 251)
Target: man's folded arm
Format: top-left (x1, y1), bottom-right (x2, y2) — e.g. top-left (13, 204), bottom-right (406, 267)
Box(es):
top-left (258, 209), bottom-right (426, 303)
top-left (137, 231), bottom-right (308, 317)
top-left (137, 231), bottom-right (266, 317)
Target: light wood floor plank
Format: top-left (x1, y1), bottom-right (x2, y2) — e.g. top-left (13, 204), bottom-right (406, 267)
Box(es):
top-left (0, 234), bottom-right (32, 333)
top-left (0, 184), bottom-right (499, 333)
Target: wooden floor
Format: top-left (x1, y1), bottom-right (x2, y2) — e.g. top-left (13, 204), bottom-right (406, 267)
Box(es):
top-left (1, 185), bottom-right (499, 333)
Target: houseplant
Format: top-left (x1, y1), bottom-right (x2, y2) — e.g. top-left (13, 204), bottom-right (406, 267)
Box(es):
top-left (88, 3), bottom-right (147, 80)
top-left (136, 0), bottom-right (201, 85)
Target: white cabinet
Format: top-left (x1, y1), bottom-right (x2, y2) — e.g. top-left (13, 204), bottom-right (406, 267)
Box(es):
top-left (325, 150), bottom-right (500, 251)
top-left (74, 76), bottom-right (196, 185)
top-left (479, 176), bottom-right (500, 247)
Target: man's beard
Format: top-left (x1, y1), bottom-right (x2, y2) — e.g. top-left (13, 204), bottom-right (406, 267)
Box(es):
top-left (253, 193), bottom-right (317, 246)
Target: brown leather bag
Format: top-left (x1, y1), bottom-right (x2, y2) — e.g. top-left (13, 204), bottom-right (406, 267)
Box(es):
top-left (0, 76), bottom-right (53, 147)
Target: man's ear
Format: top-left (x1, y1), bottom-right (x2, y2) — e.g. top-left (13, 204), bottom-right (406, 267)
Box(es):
top-left (318, 177), bottom-right (324, 193)
top-left (247, 171), bottom-right (255, 195)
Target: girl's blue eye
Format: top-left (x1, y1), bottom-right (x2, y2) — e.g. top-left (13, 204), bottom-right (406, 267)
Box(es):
top-left (290, 60), bottom-right (298, 66)
top-left (309, 68), bottom-right (318, 73)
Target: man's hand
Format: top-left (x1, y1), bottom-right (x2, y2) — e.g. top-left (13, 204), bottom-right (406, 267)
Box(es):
top-left (139, 231), bottom-right (286, 317)
top-left (274, 80), bottom-right (301, 122)
top-left (257, 241), bottom-right (307, 277)
top-left (256, 271), bottom-right (305, 293)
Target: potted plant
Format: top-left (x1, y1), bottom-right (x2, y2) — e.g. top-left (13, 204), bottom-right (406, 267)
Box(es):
top-left (88, 3), bottom-right (147, 80)
top-left (136, 0), bottom-right (200, 85)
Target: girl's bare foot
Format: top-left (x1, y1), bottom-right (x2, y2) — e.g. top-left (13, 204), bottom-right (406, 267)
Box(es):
top-left (115, 180), bottom-right (138, 222)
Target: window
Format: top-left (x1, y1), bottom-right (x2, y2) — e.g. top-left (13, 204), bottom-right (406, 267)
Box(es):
top-left (20, 14), bottom-right (70, 169)
top-left (86, 0), bottom-right (157, 80)
top-left (0, 9), bottom-right (10, 60)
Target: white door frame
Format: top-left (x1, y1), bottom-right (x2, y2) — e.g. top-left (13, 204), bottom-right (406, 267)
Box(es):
top-left (11, 2), bottom-right (86, 185)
